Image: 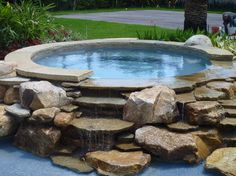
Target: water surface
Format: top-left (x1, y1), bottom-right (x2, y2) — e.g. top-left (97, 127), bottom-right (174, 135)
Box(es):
top-left (35, 47), bottom-right (211, 79)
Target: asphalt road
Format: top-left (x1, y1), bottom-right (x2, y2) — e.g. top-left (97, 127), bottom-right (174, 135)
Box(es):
top-left (57, 10), bottom-right (223, 29)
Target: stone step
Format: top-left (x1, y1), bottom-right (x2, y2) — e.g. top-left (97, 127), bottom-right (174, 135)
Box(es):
top-left (74, 97), bottom-right (126, 109)
top-left (219, 118), bottom-right (236, 129)
top-left (219, 99), bottom-right (236, 109)
top-left (74, 97), bottom-right (127, 118)
top-left (225, 109), bottom-right (236, 118)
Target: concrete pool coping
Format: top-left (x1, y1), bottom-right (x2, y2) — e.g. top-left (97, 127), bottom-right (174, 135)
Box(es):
top-left (5, 38), bottom-right (234, 84)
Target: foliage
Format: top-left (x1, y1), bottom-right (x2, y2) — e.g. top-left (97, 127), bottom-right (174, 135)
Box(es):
top-left (213, 35), bottom-right (236, 55)
top-left (137, 27), bottom-right (205, 42)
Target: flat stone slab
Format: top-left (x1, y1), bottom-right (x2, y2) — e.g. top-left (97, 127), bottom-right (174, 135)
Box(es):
top-left (219, 99), bottom-right (236, 109)
top-left (167, 122), bottom-right (199, 132)
top-left (225, 109), bottom-right (236, 118)
top-left (176, 92), bottom-right (196, 104)
top-left (5, 103), bottom-right (31, 119)
top-left (51, 155), bottom-right (94, 173)
top-left (69, 118), bottom-right (134, 133)
top-left (0, 77), bottom-right (30, 85)
top-left (86, 150), bottom-right (151, 176)
top-left (78, 79), bottom-right (156, 91)
top-left (220, 131), bottom-right (236, 146)
top-left (220, 118), bottom-right (236, 128)
top-left (74, 97), bottom-right (126, 108)
top-left (194, 86), bottom-right (226, 101)
top-left (116, 143), bottom-right (142, 152)
top-left (205, 148), bottom-right (236, 176)
top-left (117, 133), bottom-right (134, 143)
top-left (158, 78), bottom-right (195, 93)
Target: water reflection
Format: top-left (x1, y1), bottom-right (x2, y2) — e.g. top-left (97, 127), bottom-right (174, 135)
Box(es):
top-left (36, 47), bottom-right (211, 79)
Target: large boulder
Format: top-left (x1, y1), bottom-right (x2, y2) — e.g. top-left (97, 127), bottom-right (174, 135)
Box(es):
top-left (0, 61), bottom-right (17, 77)
top-left (0, 104), bottom-right (19, 137)
top-left (135, 126), bottom-right (197, 162)
top-left (205, 148), bottom-right (236, 176)
top-left (19, 81), bottom-right (71, 110)
top-left (14, 124), bottom-right (61, 156)
top-left (86, 150), bottom-right (151, 176)
top-left (123, 86), bottom-right (179, 126)
top-left (185, 35), bottom-right (213, 47)
top-left (185, 101), bottom-right (225, 125)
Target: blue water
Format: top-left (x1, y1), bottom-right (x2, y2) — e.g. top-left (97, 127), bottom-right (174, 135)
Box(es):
top-left (0, 138), bottom-right (220, 176)
top-left (35, 47), bottom-right (211, 79)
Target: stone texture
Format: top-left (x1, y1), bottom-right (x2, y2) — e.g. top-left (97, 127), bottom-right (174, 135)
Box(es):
top-left (194, 86), bottom-right (226, 101)
top-left (19, 81), bottom-right (71, 110)
top-left (60, 104), bottom-right (78, 112)
top-left (205, 148), bottom-right (236, 176)
top-left (219, 99), bottom-right (236, 109)
top-left (176, 92), bottom-right (196, 104)
top-left (206, 81), bottom-right (235, 99)
top-left (192, 129), bottom-right (223, 160)
top-left (123, 86), bottom-right (179, 126)
top-left (28, 107), bottom-right (60, 124)
top-left (66, 91), bottom-right (82, 98)
top-left (185, 101), bottom-right (225, 125)
top-left (225, 108), bottom-right (236, 117)
top-left (54, 112), bottom-right (74, 127)
top-left (185, 35), bottom-right (213, 47)
top-left (135, 126), bottom-right (197, 162)
top-left (220, 131), bottom-right (236, 147)
top-left (220, 118), bottom-right (236, 128)
top-left (5, 103), bottom-right (31, 119)
top-left (0, 85), bottom-right (7, 99)
top-left (86, 150), bottom-right (151, 176)
top-left (116, 143), bottom-right (141, 152)
top-left (0, 61), bottom-right (16, 77)
top-left (167, 122), bottom-right (199, 132)
top-left (117, 133), bottom-right (134, 143)
top-left (14, 124), bottom-right (61, 156)
top-left (4, 86), bottom-right (19, 105)
top-left (51, 155), bottom-right (94, 173)
top-left (0, 105), bottom-right (18, 137)
top-left (0, 77), bottom-right (30, 86)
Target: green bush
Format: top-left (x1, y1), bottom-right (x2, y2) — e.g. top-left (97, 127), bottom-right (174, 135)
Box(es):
top-left (137, 27), bottom-right (206, 42)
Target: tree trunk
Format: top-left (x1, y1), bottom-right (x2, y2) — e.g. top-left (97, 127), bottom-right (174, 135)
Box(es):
top-left (184, 0), bottom-right (208, 32)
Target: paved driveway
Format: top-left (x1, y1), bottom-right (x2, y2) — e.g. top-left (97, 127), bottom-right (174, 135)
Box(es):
top-left (56, 10), bottom-right (222, 29)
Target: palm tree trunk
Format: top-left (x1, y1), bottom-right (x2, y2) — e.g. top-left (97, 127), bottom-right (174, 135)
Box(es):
top-left (184, 0), bottom-right (208, 32)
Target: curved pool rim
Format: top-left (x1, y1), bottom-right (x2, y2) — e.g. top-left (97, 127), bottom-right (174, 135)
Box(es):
top-left (5, 38), bottom-right (234, 87)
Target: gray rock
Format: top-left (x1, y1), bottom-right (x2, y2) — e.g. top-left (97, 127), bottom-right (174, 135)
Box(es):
top-left (185, 35), bottom-right (213, 47)
top-left (0, 77), bottom-right (30, 86)
top-left (123, 86), bottom-right (179, 126)
top-left (19, 81), bottom-right (71, 110)
top-left (5, 103), bottom-right (31, 119)
top-left (0, 61), bottom-right (16, 77)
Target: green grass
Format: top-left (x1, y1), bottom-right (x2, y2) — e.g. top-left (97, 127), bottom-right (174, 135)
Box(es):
top-left (52, 7), bottom-right (233, 15)
top-left (55, 18), bottom-right (173, 39)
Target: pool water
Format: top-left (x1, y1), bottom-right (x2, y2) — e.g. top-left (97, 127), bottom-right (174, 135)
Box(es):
top-left (35, 47), bottom-right (211, 79)
top-left (0, 138), bottom-right (220, 176)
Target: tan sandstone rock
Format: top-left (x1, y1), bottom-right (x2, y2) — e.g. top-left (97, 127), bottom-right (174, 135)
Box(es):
top-left (185, 101), bottom-right (225, 125)
top-left (54, 112), bottom-right (74, 127)
top-left (123, 86), bottom-right (179, 126)
top-left (135, 126), bottom-right (197, 162)
top-left (4, 86), bottom-right (19, 105)
top-left (29, 107), bottom-right (60, 124)
top-left (86, 150), bottom-right (151, 176)
top-left (205, 148), bottom-right (236, 176)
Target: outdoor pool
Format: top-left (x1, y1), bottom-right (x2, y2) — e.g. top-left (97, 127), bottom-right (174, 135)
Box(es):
top-left (0, 138), bottom-right (220, 176)
top-left (35, 47), bottom-right (211, 79)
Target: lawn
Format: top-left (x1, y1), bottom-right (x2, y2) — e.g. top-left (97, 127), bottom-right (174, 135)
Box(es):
top-left (52, 7), bottom-right (233, 15)
top-left (55, 18), bottom-right (173, 39)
